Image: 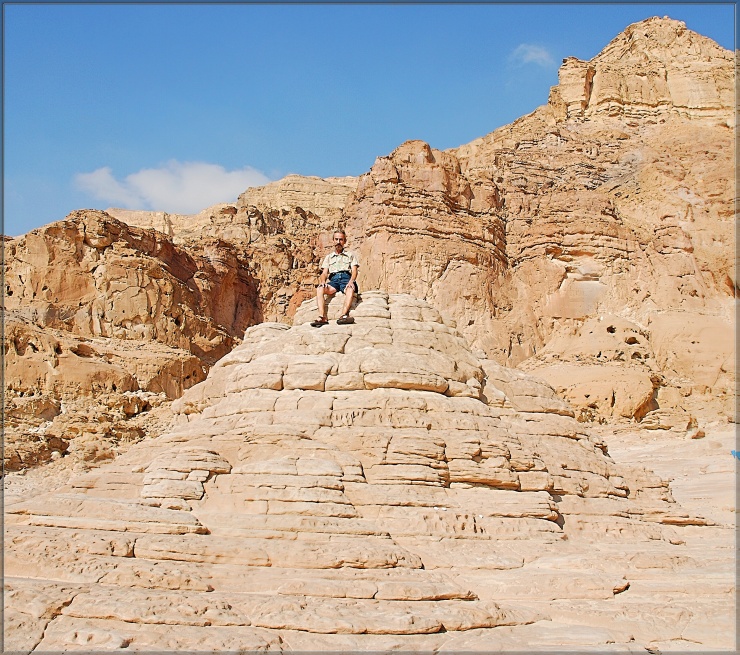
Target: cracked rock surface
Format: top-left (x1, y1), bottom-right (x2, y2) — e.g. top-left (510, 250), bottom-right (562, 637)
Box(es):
top-left (5, 293), bottom-right (733, 652)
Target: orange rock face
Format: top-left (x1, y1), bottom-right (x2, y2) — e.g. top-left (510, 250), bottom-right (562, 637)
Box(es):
top-left (4, 17), bottom-right (734, 463)
top-left (340, 19), bottom-right (733, 426)
top-left (4, 210), bottom-right (262, 468)
top-left (5, 210), bottom-right (261, 361)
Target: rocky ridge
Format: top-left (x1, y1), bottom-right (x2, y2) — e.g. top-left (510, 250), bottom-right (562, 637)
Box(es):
top-left (343, 18), bottom-right (734, 427)
top-left (4, 210), bottom-right (259, 469)
top-left (5, 293), bottom-right (733, 652)
top-left (102, 16), bottom-right (734, 428)
top-left (4, 18), bottom-right (735, 472)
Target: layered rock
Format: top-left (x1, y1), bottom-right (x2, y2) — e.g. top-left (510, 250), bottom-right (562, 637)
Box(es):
top-left (4, 17), bottom-right (735, 473)
top-left (3, 210), bottom-right (259, 469)
top-left (3, 16), bottom-right (734, 649)
top-left (5, 294), bottom-right (732, 652)
top-left (105, 204), bottom-right (235, 240)
top-left (4, 315), bottom-right (196, 470)
top-left (109, 175), bottom-right (358, 322)
top-left (5, 209), bottom-right (260, 359)
top-left (552, 16), bottom-right (735, 122)
top-left (238, 174), bottom-right (357, 223)
top-left (342, 140), bottom-right (506, 340)
top-left (99, 19), bottom-right (734, 428)
top-left (342, 17), bottom-right (735, 423)
top-left (107, 175), bottom-right (356, 247)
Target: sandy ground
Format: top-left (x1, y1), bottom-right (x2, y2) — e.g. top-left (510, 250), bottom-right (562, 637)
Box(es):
top-left (595, 420), bottom-right (737, 529)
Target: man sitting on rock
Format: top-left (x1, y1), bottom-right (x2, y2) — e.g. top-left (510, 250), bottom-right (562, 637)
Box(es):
top-left (311, 229), bottom-right (359, 327)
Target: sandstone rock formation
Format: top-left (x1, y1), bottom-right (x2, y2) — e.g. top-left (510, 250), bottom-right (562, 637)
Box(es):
top-left (5, 209), bottom-right (260, 358)
top-left (105, 17), bottom-right (735, 428)
top-left (3, 210), bottom-right (259, 469)
top-left (4, 315), bottom-right (191, 471)
top-left (4, 16), bottom-right (734, 651)
top-left (5, 179), bottom-right (362, 469)
top-left (341, 17), bottom-right (734, 426)
top-left (237, 174), bottom-right (358, 224)
top-left (107, 174), bottom-right (359, 323)
top-left (2, 12), bottom-right (733, 542)
top-left (106, 175), bottom-right (356, 249)
top-left (553, 16), bottom-right (734, 122)
top-left (445, 17), bottom-right (735, 424)
top-left (6, 294), bottom-right (733, 652)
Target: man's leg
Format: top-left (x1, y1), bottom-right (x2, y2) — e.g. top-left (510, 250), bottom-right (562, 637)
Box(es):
top-left (340, 282), bottom-right (355, 317)
top-left (316, 284), bottom-right (336, 319)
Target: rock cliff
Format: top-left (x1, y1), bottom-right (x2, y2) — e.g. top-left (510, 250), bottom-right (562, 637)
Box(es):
top-left (105, 16), bottom-right (735, 430)
top-left (4, 210), bottom-right (260, 469)
top-left (5, 294), bottom-right (733, 652)
top-left (343, 17), bottom-right (734, 428)
top-left (3, 18), bottom-right (734, 480)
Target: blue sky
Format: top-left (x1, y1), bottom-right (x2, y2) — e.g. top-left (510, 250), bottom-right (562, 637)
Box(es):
top-left (3, 3), bottom-right (736, 237)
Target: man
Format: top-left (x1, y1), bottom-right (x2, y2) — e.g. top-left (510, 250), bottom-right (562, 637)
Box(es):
top-left (311, 229), bottom-right (359, 327)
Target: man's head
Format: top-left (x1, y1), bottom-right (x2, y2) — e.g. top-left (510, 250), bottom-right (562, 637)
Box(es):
top-left (333, 230), bottom-right (346, 252)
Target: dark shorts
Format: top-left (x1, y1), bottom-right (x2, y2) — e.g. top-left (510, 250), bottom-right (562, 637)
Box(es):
top-left (327, 271), bottom-right (357, 294)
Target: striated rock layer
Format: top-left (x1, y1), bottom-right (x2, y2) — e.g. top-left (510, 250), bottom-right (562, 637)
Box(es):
top-left (3, 210), bottom-right (260, 469)
top-left (5, 294), bottom-right (733, 652)
top-left (108, 17), bottom-right (734, 427)
top-left (3, 17), bottom-right (734, 468)
top-left (342, 17), bottom-right (734, 426)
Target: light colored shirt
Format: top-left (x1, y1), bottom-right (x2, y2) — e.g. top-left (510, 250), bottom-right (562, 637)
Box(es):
top-left (321, 250), bottom-right (359, 274)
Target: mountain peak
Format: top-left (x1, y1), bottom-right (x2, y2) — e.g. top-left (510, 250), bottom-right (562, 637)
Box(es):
top-left (552, 15), bottom-right (734, 122)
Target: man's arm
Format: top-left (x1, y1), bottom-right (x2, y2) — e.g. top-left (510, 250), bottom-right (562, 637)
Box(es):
top-left (318, 267), bottom-right (330, 288)
top-left (348, 253), bottom-right (360, 289)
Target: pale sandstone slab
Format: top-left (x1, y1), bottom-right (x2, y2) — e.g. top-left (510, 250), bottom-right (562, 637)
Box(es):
top-left (4, 579), bottom-right (87, 653)
top-left (63, 587), bottom-right (249, 626)
top-left (6, 493), bottom-right (207, 534)
top-left (4, 288), bottom-right (734, 651)
top-left (36, 615), bottom-right (282, 653)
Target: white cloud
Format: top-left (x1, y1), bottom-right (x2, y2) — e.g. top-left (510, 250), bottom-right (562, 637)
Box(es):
top-left (509, 44), bottom-right (556, 69)
top-left (75, 160), bottom-right (271, 214)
